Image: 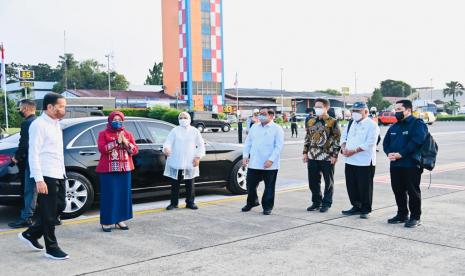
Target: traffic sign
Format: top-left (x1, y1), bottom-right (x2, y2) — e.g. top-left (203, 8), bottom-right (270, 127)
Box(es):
top-left (342, 87), bottom-right (350, 96)
top-left (20, 81), bottom-right (34, 88)
top-left (19, 70), bottom-right (34, 80)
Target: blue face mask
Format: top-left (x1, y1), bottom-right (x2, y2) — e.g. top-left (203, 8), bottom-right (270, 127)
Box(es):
top-left (258, 115), bottom-right (268, 123)
top-left (111, 121), bottom-right (123, 129)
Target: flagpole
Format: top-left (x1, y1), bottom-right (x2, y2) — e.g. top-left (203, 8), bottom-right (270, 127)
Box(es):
top-left (1, 43), bottom-right (8, 131)
top-left (235, 72), bottom-right (239, 116)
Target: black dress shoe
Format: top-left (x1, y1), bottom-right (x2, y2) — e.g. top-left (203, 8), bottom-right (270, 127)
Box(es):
top-left (404, 219), bottom-right (421, 228)
top-left (319, 206), bottom-right (330, 213)
top-left (101, 225), bottom-right (112, 232)
top-left (341, 207), bottom-right (362, 216)
top-left (263, 210), bottom-right (272, 215)
top-left (186, 203), bottom-right (199, 210)
top-left (115, 223), bottom-right (129, 230)
top-left (18, 232), bottom-right (44, 251)
top-left (8, 218), bottom-right (32, 229)
top-left (241, 203), bottom-right (260, 212)
top-left (360, 213), bottom-right (370, 219)
top-left (306, 204), bottom-right (321, 211)
top-left (166, 204), bottom-right (179, 210)
top-left (387, 215), bottom-right (409, 224)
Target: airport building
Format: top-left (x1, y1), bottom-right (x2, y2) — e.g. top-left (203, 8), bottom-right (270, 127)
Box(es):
top-left (162, 0), bottom-right (225, 112)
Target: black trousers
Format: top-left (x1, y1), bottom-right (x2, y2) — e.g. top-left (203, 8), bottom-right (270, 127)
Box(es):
top-left (170, 172), bottom-right (195, 205)
top-left (390, 167), bottom-right (423, 220)
top-left (24, 177), bottom-right (65, 251)
top-left (345, 164), bottom-right (375, 213)
top-left (308, 160), bottom-right (335, 207)
top-left (291, 123), bottom-right (298, 137)
top-left (246, 169), bottom-right (278, 211)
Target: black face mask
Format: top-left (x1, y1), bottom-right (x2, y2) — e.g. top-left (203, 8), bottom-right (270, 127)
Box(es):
top-left (19, 111), bottom-right (25, 118)
top-left (395, 111), bottom-right (405, 121)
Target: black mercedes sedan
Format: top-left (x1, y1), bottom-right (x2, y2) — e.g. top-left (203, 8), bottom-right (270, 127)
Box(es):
top-left (0, 117), bottom-right (248, 218)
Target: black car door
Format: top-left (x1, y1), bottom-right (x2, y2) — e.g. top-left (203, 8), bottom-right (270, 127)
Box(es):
top-left (67, 121), bottom-right (147, 189)
top-left (138, 121), bottom-right (173, 187)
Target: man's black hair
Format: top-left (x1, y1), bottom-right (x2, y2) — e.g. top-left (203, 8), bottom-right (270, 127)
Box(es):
top-left (19, 99), bottom-right (36, 109)
top-left (43, 93), bottom-right (64, 111)
top-left (315, 98), bottom-right (330, 107)
top-left (396, 99), bottom-right (413, 111)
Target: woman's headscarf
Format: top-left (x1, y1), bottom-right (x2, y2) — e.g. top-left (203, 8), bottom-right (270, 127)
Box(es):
top-left (178, 112), bottom-right (192, 127)
top-left (106, 110), bottom-right (125, 133)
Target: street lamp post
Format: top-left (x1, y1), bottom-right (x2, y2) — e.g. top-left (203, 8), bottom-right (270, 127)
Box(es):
top-left (105, 53), bottom-right (113, 98)
top-left (280, 68), bottom-right (284, 114)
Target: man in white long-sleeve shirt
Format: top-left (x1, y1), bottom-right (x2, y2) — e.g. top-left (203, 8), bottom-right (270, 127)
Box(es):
top-left (18, 93), bottom-right (69, 260)
top-left (242, 108), bottom-right (284, 215)
top-left (340, 102), bottom-right (380, 219)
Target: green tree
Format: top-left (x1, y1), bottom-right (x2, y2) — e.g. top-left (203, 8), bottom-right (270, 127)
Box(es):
top-left (5, 62), bottom-right (23, 83)
top-left (443, 81), bottom-right (464, 102)
top-left (367, 88), bottom-right (391, 111)
top-left (53, 56), bottom-right (129, 92)
top-left (144, 62), bottom-right (163, 85)
top-left (0, 92), bottom-right (22, 128)
top-left (24, 63), bottom-right (60, 81)
top-left (444, 100), bottom-right (461, 115)
top-left (380, 79), bottom-right (413, 97)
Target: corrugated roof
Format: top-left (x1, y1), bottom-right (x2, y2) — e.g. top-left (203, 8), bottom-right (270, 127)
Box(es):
top-left (224, 88), bottom-right (339, 99)
top-left (65, 89), bottom-right (173, 100)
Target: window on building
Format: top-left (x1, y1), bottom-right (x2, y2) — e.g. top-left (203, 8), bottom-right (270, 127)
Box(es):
top-left (202, 35), bottom-right (211, 49)
top-left (202, 59), bottom-right (212, 73)
top-left (201, 11), bottom-right (211, 25)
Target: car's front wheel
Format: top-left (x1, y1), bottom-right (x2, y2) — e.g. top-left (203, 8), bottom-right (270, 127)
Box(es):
top-left (227, 160), bottom-right (248, 194)
top-left (61, 171), bottom-right (95, 219)
top-left (196, 124), bottom-right (205, 133)
top-left (222, 124), bottom-right (231, 132)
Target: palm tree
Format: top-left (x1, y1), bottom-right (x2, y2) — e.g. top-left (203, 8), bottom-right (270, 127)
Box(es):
top-left (443, 81), bottom-right (464, 102)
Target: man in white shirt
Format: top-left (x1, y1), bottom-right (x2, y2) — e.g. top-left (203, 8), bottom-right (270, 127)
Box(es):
top-left (18, 93), bottom-right (69, 260)
top-left (340, 102), bottom-right (380, 219)
top-left (242, 108), bottom-right (284, 215)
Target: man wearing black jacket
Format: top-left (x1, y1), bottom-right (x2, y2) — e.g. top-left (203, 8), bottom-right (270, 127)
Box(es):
top-left (8, 100), bottom-right (37, 228)
top-left (383, 99), bottom-right (428, 228)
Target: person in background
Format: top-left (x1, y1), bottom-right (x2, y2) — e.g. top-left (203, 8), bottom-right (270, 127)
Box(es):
top-left (163, 112), bottom-right (206, 210)
top-left (8, 100), bottom-right (37, 228)
top-left (96, 111), bottom-right (139, 232)
top-left (290, 112), bottom-right (298, 138)
top-left (303, 98), bottom-right (341, 213)
top-left (242, 108), bottom-right (284, 215)
top-left (383, 99), bottom-right (428, 228)
top-left (340, 102), bottom-right (380, 219)
top-left (305, 107), bottom-right (315, 128)
top-left (18, 93), bottom-right (69, 260)
top-left (246, 109), bottom-right (260, 134)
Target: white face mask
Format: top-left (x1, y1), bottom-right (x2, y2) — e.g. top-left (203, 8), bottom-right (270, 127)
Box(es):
top-left (179, 118), bottom-right (191, 127)
top-left (314, 108), bottom-right (325, 116)
top-left (352, 112), bottom-right (363, 122)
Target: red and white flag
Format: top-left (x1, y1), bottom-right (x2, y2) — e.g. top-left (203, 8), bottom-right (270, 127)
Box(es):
top-left (1, 43), bottom-right (6, 91)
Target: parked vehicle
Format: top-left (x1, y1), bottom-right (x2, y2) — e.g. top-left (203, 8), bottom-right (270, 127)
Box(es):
top-left (295, 113), bottom-right (307, 122)
top-left (378, 111), bottom-right (397, 125)
top-left (189, 111), bottom-right (231, 133)
top-left (328, 107), bottom-right (344, 120)
top-left (0, 117), bottom-right (247, 218)
top-left (414, 111), bottom-right (436, 125)
top-left (225, 114), bottom-right (238, 124)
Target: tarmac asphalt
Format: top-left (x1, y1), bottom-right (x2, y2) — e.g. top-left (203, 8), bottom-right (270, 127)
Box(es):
top-left (0, 121), bottom-right (464, 275)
